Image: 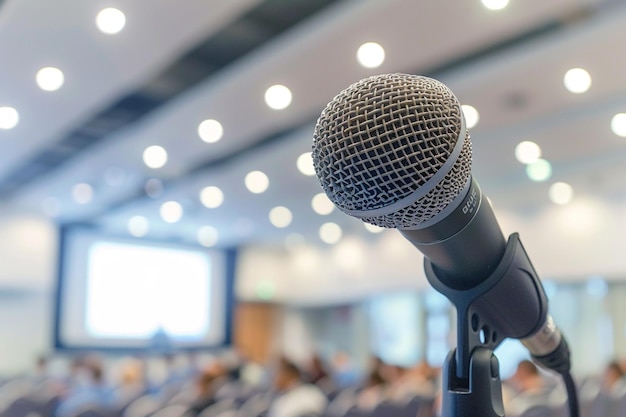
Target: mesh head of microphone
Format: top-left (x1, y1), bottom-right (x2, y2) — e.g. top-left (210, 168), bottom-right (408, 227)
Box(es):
top-left (312, 73), bottom-right (472, 229)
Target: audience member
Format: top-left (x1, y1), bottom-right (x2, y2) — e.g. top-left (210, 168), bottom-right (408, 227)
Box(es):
top-left (306, 355), bottom-right (329, 385)
top-left (266, 356), bottom-right (327, 417)
top-left (33, 355), bottom-right (51, 383)
top-left (503, 360), bottom-right (551, 416)
top-left (601, 361), bottom-right (626, 396)
top-left (388, 360), bottom-right (438, 402)
top-left (226, 348), bottom-right (269, 387)
top-left (354, 366), bottom-right (386, 411)
top-left (330, 351), bottom-right (360, 388)
top-left (109, 357), bottom-right (146, 408)
top-left (189, 361), bottom-right (228, 416)
top-left (55, 356), bottom-right (112, 417)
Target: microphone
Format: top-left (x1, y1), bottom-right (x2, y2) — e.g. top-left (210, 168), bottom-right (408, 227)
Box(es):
top-left (312, 73), bottom-right (570, 374)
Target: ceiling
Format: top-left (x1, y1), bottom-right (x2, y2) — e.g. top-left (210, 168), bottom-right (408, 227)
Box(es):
top-left (1, 0), bottom-right (625, 250)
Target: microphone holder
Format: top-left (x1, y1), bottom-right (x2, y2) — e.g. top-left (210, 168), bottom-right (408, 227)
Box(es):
top-left (424, 233), bottom-right (551, 417)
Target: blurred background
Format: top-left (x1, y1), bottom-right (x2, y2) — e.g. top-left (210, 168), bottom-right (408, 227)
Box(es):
top-left (1, 0), bottom-right (626, 416)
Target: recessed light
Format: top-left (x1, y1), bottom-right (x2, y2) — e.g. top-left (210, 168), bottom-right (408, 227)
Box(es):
top-left (36, 67), bottom-right (64, 92)
top-left (245, 170), bottom-right (269, 194)
top-left (311, 193), bottom-right (334, 215)
top-left (297, 152), bottom-right (315, 176)
top-left (198, 119), bottom-right (223, 143)
top-left (481, 0), bottom-right (509, 11)
top-left (143, 145), bottom-right (168, 169)
top-left (72, 183), bottom-right (93, 204)
top-left (128, 216), bottom-right (149, 237)
top-left (269, 206), bottom-right (293, 228)
top-left (319, 222), bottom-right (342, 244)
top-left (611, 113), bottom-right (626, 137)
top-left (160, 201), bottom-right (183, 223)
top-left (526, 159), bottom-right (552, 182)
top-left (549, 182), bottom-right (574, 205)
top-left (96, 8), bottom-right (126, 34)
top-left (199, 186), bottom-right (224, 209)
top-left (197, 226), bottom-right (218, 247)
top-left (0, 107), bottom-right (19, 130)
top-left (563, 68), bottom-right (591, 94)
top-left (364, 223), bottom-right (384, 234)
top-left (515, 141), bottom-right (541, 164)
top-left (357, 42), bottom-right (385, 68)
top-left (461, 104), bottom-right (479, 129)
top-left (264, 84), bottom-right (292, 110)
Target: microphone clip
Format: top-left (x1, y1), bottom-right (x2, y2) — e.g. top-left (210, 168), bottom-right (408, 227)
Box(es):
top-left (425, 233), bottom-right (555, 417)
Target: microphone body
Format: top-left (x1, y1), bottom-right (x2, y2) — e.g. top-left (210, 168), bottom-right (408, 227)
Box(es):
top-left (400, 177), bottom-right (505, 291)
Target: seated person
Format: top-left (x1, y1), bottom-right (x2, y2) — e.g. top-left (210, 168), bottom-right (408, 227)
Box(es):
top-left (189, 362), bottom-right (229, 415)
top-left (110, 358), bottom-right (146, 408)
top-left (55, 357), bottom-right (112, 417)
top-left (387, 360), bottom-right (438, 402)
top-left (267, 357), bottom-right (328, 417)
top-left (504, 360), bottom-right (551, 416)
top-left (601, 361), bottom-right (626, 396)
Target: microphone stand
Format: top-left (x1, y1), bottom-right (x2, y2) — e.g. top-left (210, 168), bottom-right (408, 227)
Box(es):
top-left (423, 233), bottom-right (551, 417)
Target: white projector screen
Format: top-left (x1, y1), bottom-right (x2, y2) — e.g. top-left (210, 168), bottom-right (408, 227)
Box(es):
top-left (54, 227), bottom-right (232, 350)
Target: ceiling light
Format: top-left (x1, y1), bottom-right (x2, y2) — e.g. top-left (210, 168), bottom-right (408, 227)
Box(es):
top-left (515, 141), bottom-right (541, 164)
top-left (36, 67), bottom-right (65, 92)
top-left (198, 119), bottom-right (223, 143)
top-left (199, 186), bottom-right (224, 208)
top-left (269, 206), bottom-right (293, 228)
top-left (42, 197), bottom-right (61, 217)
top-left (96, 8), bottom-right (126, 34)
top-left (245, 170), bottom-right (269, 194)
top-left (311, 193), bottom-right (334, 215)
top-left (72, 183), bottom-right (93, 204)
top-left (364, 222), bottom-right (385, 234)
top-left (481, 0), bottom-right (509, 10)
top-left (297, 152), bottom-right (315, 176)
top-left (357, 42), bottom-right (385, 68)
top-left (319, 222), bottom-right (342, 244)
top-left (143, 145), bottom-right (168, 169)
top-left (145, 178), bottom-right (163, 198)
top-left (461, 104), bottom-right (479, 129)
top-left (526, 158), bottom-right (552, 182)
top-left (160, 201), bottom-right (183, 223)
top-left (128, 216), bottom-right (149, 237)
top-left (549, 182), bottom-right (574, 205)
top-left (611, 113), bottom-right (626, 137)
top-left (264, 84), bottom-right (292, 110)
top-left (563, 68), bottom-right (591, 94)
top-left (0, 107), bottom-right (19, 130)
top-left (197, 226), bottom-right (218, 247)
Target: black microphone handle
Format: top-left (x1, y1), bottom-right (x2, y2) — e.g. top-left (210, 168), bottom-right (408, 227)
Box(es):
top-left (399, 176), bottom-right (569, 378)
top-left (400, 177), bottom-right (506, 291)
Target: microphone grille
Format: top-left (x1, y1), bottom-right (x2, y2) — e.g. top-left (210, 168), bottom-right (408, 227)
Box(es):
top-left (312, 73), bottom-right (472, 229)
